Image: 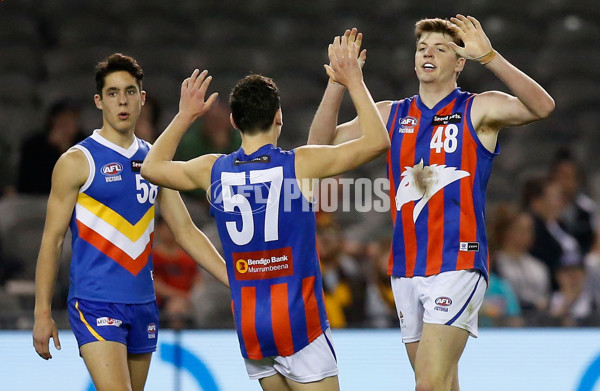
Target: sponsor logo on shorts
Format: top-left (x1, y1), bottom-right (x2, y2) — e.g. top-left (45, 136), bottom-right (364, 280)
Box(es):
top-left (459, 242), bottom-right (480, 252)
top-left (96, 317), bottom-right (122, 327)
top-left (434, 297), bottom-right (452, 312)
top-left (232, 247), bottom-right (294, 281)
top-left (398, 311), bottom-right (406, 329)
top-left (147, 323), bottom-right (157, 339)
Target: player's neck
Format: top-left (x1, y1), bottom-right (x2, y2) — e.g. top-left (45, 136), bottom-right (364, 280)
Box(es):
top-left (240, 130), bottom-right (278, 155)
top-left (97, 125), bottom-right (136, 149)
top-left (418, 81), bottom-right (457, 109)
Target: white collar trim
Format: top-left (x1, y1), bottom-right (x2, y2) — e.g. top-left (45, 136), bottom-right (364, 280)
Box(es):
top-left (90, 129), bottom-right (139, 158)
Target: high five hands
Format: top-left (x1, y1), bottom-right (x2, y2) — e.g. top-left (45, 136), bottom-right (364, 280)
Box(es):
top-left (325, 28), bottom-right (367, 87)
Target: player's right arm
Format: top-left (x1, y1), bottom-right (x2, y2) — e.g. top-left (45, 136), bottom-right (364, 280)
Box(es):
top-left (296, 34), bottom-right (390, 180)
top-left (307, 30), bottom-right (392, 148)
top-left (33, 149), bottom-right (88, 360)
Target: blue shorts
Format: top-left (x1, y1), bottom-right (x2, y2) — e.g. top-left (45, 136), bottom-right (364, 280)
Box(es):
top-left (68, 298), bottom-right (159, 354)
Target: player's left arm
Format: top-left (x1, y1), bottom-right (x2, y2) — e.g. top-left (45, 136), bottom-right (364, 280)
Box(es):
top-left (449, 14), bottom-right (555, 130)
top-left (157, 188), bottom-right (229, 287)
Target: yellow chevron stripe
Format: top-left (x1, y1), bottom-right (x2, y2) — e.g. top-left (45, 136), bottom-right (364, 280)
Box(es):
top-left (77, 193), bottom-right (154, 242)
top-left (75, 301), bottom-right (105, 341)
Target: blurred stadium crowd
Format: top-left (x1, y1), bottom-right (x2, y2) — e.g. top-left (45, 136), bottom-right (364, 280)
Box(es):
top-left (1, 0), bottom-right (600, 330)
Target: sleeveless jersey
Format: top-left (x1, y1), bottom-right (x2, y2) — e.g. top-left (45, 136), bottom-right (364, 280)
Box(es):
top-left (68, 130), bottom-right (158, 304)
top-left (386, 88), bottom-right (498, 280)
top-left (210, 144), bottom-right (329, 360)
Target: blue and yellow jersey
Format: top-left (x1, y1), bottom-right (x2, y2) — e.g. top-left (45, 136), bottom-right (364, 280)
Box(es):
top-left (68, 130), bottom-right (158, 304)
top-left (386, 88), bottom-right (498, 281)
top-left (210, 144), bottom-right (329, 360)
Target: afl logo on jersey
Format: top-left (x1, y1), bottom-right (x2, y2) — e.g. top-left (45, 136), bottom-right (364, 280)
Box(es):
top-left (101, 163), bottom-right (123, 176)
top-left (101, 162), bottom-right (123, 182)
top-left (399, 116), bottom-right (418, 133)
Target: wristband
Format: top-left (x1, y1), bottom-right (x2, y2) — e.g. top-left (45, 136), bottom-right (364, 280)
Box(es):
top-left (473, 49), bottom-right (496, 65)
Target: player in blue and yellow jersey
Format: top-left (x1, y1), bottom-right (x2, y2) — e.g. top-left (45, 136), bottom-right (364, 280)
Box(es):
top-left (141, 32), bottom-right (389, 390)
top-left (308, 17), bottom-right (554, 391)
top-left (33, 53), bottom-right (228, 391)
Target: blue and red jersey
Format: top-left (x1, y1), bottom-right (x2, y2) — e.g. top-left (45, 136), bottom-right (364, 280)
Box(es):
top-left (210, 144), bottom-right (329, 360)
top-left (386, 88), bottom-right (498, 281)
top-left (68, 130), bottom-right (158, 304)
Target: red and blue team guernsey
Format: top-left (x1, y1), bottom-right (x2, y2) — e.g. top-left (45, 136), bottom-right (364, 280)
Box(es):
top-left (210, 144), bottom-right (329, 360)
top-left (68, 130), bottom-right (157, 304)
top-left (386, 88), bottom-right (498, 281)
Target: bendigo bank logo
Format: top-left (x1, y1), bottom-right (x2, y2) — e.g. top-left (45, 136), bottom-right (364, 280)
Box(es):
top-left (236, 259), bottom-right (249, 274)
top-left (233, 247), bottom-right (293, 280)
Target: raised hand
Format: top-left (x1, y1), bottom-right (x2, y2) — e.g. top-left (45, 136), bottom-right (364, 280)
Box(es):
top-left (448, 14), bottom-right (495, 64)
top-left (179, 69), bottom-right (219, 121)
top-left (326, 28), bottom-right (367, 86)
top-left (325, 33), bottom-right (363, 87)
top-left (345, 28), bottom-right (367, 67)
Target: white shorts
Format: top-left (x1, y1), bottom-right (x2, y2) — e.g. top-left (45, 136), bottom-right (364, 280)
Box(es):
top-left (244, 328), bottom-right (338, 383)
top-left (391, 270), bottom-right (487, 343)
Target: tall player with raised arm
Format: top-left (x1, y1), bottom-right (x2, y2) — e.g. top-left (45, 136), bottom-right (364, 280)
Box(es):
top-left (307, 15), bottom-right (555, 391)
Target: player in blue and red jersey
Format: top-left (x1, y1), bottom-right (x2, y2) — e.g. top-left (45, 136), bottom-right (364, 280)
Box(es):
top-left (308, 17), bottom-right (554, 391)
top-left (33, 53), bottom-right (228, 391)
top-left (141, 33), bottom-right (389, 390)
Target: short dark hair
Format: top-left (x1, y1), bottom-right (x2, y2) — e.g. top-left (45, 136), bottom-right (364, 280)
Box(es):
top-left (229, 74), bottom-right (280, 134)
top-left (415, 18), bottom-right (463, 48)
top-left (95, 53), bottom-right (143, 96)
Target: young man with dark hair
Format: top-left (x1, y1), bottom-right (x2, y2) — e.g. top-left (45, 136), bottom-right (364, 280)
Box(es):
top-left (308, 15), bottom-right (555, 391)
top-left (33, 53), bottom-right (228, 391)
top-left (141, 33), bottom-right (389, 390)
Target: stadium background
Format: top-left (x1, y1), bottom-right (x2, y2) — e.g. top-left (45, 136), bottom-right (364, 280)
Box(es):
top-left (1, 0), bottom-right (600, 389)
